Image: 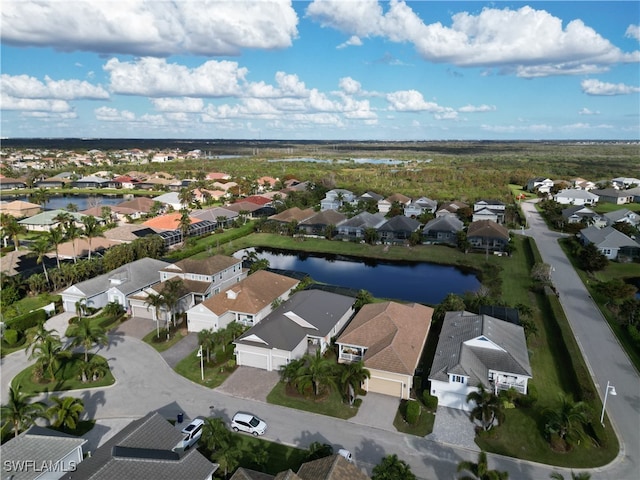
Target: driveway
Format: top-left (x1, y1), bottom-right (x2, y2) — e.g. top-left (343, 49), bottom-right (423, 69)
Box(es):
top-left (427, 406), bottom-right (478, 451)
top-left (215, 366), bottom-right (280, 402)
top-left (349, 392), bottom-right (399, 432)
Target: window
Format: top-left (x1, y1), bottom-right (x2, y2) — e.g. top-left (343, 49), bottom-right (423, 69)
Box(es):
top-left (451, 375), bottom-right (465, 383)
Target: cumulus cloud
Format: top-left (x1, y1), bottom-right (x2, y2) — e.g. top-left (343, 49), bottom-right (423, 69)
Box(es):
top-left (95, 106), bottom-right (136, 121)
top-left (1, 94), bottom-right (73, 113)
top-left (578, 107), bottom-right (600, 115)
top-left (306, 1), bottom-right (639, 76)
top-left (386, 89), bottom-right (448, 113)
top-left (337, 35), bottom-right (363, 49)
top-left (581, 79), bottom-right (640, 95)
top-left (1, 74), bottom-right (109, 100)
top-left (458, 104), bottom-right (496, 113)
top-left (339, 77), bottom-right (362, 95)
top-left (1, 0), bottom-right (299, 56)
top-left (626, 24), bottom-right (640, 41)
top-left (150, 97), bottom-right (205, 113)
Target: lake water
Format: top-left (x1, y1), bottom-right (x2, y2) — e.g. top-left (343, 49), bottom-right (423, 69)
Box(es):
top-left (8, 194), bottom-right (132, 212)
top-left (236, 247), bottom-right (480, 305)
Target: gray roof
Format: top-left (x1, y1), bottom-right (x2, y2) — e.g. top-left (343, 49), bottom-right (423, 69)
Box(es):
top-left (64, 257), bottom-right (169, 297)
top-left (191, 206), bottom-right (238, 221)
top-left (422, 215), bottom-right (464, 233)
top-left (604, 208), bottom-right (638, 224)
top-left (580, 225), bottom-right (639, 249)
top-left (235, 290), bottom-right (355, 351)
top-left (65, 412), bottom-right (217, 480)
top-left (1, 427), bottom-right (86, 480)
top-left (74, 175), bottom-right (109, 184)
top-left (18, 209), bottom-right (88, 226)
top-left (429, 311), bottom-right (532, 387)
top-left (378, 215), bottom-right (421, 232)
top-left (299, 209), bottom-right (347, 226)
top-left (337, 212), bottom-right (386, 229)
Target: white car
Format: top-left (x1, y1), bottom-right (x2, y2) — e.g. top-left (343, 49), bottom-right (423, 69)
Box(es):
top-left (338, 449), bottom-right (353, 463)
top-left (230, 412), bottom-right (267, 436)
top-left (179, 417), bottom-right (204, 449)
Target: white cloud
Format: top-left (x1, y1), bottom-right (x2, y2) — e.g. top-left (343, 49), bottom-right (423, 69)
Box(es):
top-left (1, 94), bottom-right (73, 112)
top-left (306, 1), bottom-right (639, 76)
top-left (1, 0), bottom-right (299, 56)
top-left (578, 108), bottom-right (600, 115)
top-left (337, 35), bottom-right (363, 49)
top-left (581, 79), bottom-right (640, 95)
top-left (386, 90), bottom-right (447, 113)
top-left (339, 77), bottom-right (362, 95)
top-left (481, 123), bottom-right (553, 133)
top-left (626, 24), bottom-right (640, 41)
top-left (458, 104), bottom-right (496, 113)
top-left (1, 74), bottom-right (109, 100)
top-left (151, 98), bottom-right (204, 113)
top-left (95, 106), bottom-right (136, 121)
top-left (104, 57), bottom-right (248, 97)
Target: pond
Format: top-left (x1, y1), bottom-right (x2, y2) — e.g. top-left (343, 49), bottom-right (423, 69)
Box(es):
top-left (9, 194), bottom-right (132, 212)
top-left (235, 247), bottom-right (480, 306)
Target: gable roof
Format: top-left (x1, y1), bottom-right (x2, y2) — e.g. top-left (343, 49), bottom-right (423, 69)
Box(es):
top-left (383, 193), bottom-right (411, 204)
top-left (66, 412), bottom-right (217, 480)
top-left (429, 311), bottom-right (532, 387)
top-left (378, 215), bottom-right (421, 232)
top-left (235, 290), bottom-right (354, 351)
top-left (296, 454), bottom-right (370, 480)
top-left (580, 225), bottom-right (639, 249)
top-left (337, 301), bottom-right (433, 375)
top-left (197, 270), bottom-right (299, 316)
top-left (161, 255), bottom-right (240, 276)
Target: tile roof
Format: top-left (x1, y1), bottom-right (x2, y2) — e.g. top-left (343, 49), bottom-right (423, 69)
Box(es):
top-left (111, 196), bottom-right (156, 213)
top-left (299, 209), bottom-right (347, 226)
top-left (198, 270), bottom-right (299, 315)
top-left (57, 237), bottom-right (121, 258)
top-left (142, 212), bottom-right (202, 231)
top-left (429, 311), bottom-right (532, 387)
top-left (337, 302), bottom-right (433, 375)
top-left (190, 206), bottom-right (238, 222)
top-left (103, 224), bottom-right (158, 242)
top-left (269, 207), bottom-right (316, 223)
top-left (241, 195), bottom-right (272, 206)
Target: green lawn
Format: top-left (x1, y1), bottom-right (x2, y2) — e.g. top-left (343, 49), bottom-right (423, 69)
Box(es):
top-left (142, 325), bottom-right (189, 352)
top-left (1, 294), bottom-right (60, 321)
top-left (393, 401), bottom-right (434, 436)
top-left (173, 345), bottom-right (237, 389)
top-left (11, 354), bottom-right (115, 394)
top-left (267, 381), bottom-right (358, 420)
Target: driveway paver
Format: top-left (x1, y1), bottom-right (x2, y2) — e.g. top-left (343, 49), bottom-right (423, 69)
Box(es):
top-left (427, 406), bottom-right (478, 451)
top-left (215, 366), bottom-right (280, 402)
top-left (349, 392), bottom-right (399, 431)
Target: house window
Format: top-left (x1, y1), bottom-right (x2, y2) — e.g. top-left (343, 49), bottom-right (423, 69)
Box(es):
top-left (451, 375), bottom-right (465, 384)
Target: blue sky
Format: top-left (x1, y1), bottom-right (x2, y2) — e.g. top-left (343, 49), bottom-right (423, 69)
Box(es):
top-left (1, 1), bottom-right (639, 140)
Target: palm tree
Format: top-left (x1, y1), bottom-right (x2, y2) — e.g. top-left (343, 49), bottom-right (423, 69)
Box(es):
top-left (467, 384), bottom-right (504, 432)
top-left (162, 278), bottom-right (186, 328)
top-left (178, 208), bottom-right (191, 246)
top-left (46, 395), bottom-right (84, 432)
top-left (0, 385), bottom-right (46, 438)
top-left (81, 215), bottom-right (104, 260)
top-left (30, 188), bottom-right (50, 210)
top-left (457, 451), bottom-right (509, 480)
top-left (372, 453), bottom-right (417, 480)
top-left (63, 222), bottom-right (82, 263)
top-left (200, 417), bottom-right (231, 452)
top-left (297, 350), bottom-right (337, 397)
top-left (339, 361), bottom-right (370, 406)
top-left (306, 441), bottom-right (334, 461)
top-left (25, 322), bottom-right (57, 356)
top-left (178, 187), bottom-right (195, 208)
top-left (28, 335), bottom-right (70, 382)
top-left (198, 328), bottom-right (216, 363)
top-left (145, 291), bottom-right (167, 338)
top-left (30, 236), bottom-right (52, 285)
top-left (79, 355), bottom-right (109, 383)
top-left (1, 214), bottom-right (27, 251)
top-left (47, 226), bottom-right (66, 269)
top-left (279, 357), bottom-right (306, 388)
top-left (67, 317), bottom-right (109, 364)
top-left (544, 394), bottom-right (590, 447)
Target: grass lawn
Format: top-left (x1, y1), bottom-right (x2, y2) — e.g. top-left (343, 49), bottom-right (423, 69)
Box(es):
top-left (1, 293), bottom-right (61, 320)
top-left (393, 401), bottom-right (435, 436)
top-left (65, 313), bottom-right (125, 337)
top-left (174, 345), bottom-right (237, 389)
top-left (11, 354), bottom-right (114, 394)
top-left (267, 382), bottom-right (358, 420)
top-left (142, 325), bottom-right (188, 352)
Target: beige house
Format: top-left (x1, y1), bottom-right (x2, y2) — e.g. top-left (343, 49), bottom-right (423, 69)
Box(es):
top-left (337, 301), bottom-right (433, 400)
top-left (0, 200), bottom-right (41, 218)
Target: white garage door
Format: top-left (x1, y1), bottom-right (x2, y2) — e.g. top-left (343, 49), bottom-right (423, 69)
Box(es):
top-left (368, 377), bottom-right (403, 398)
top-left (237, 350), bottom-right (269, 370)
top-left (131, 304), bottom-right (153, 319)
top-left (272, 355), bottom-right (289, 372)
top-left (439, 391), bottom-right (470, 411)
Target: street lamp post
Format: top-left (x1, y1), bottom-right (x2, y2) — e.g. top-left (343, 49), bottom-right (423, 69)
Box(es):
top-left (600, 381), bottom-right (617, 426)
top-left (197, 345), bottom-right (204, 381)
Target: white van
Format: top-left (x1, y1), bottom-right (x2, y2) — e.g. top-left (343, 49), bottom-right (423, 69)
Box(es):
top-left (180, 417), bottom-right (204, 449)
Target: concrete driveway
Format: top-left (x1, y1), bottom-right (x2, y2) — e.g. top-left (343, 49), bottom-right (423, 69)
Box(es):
top-left (349, 392), bottom-right (399, 431)
top-left (215, 366), bottom-right (280, 402)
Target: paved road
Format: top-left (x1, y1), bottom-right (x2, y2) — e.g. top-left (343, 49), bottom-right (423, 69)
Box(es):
top-left (2, 202), bottom-right (638, 479)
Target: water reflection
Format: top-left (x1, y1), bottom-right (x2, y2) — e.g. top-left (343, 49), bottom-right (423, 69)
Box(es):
top-left (236, 247), bottom-right (480, 306)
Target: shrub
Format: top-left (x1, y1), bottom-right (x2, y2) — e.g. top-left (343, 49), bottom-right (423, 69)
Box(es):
top-left (6, 309), bottom-right (47, 333)
top-left (353, 398), bottom-right (363, 408)
top-left (422, 392), bottom-right (438, 411)
top-left (405, 400), bottom-right (421, 425)
top-left (3, 328), bottom-right (20, 346)
top-left (515, 382), bottom-right (537, 408)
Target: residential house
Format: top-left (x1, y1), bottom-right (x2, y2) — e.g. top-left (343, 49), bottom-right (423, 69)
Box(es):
top-left (111, 196), bottom-right (158, 221)
top-left (404, 196), bottom-right (437, 217)
top-left (335, 211), bottom-right (386, 240)
top-left (225, 201), bottom-right (276, 218)
top-left (0, 177), bottom-right (27, 190)
top-left (377, 216), bottom-right (421, 244)
top-left (578, 225), bottom-right (640, 261)
top-left (56, 237), bottom-right (121, 260)
top-left (0, 200), bottom-right (41, 218)
top-left (234, 290), bottom-right (355, 372)
top-left (435, 200), bottom-right (469, 218)
top-left (612, 177), bottom-right (640, 189)
top-left (152, 191), bottom-right (185, 211)
top-left (561, 205), bottom-right (606, 227)
top-left (142, 212), bottom-right (203, 232)
top-left (466, 220), bottom-right (510, 252)
top-left (191, 206), bottom-right (239, 227)
top-left (356, 191), bottom-right (384, 205)
top-left (186, 270), bottom-right (299, 333)
top-left (320, 189), bottom-right (356, 211)
top-left (136, 176), bottom-right (175, 190)
top-left (239, 195), bottom-right (272, 207)
top-left (231, 454), bottom-right (369, 480)
top-left (604, 208), bottom-right (640, 228)
top-left (336, 301), bottom-right (433, 400)
top-left (553, 188), bottom-right (599, 206)
top-left (526, 177), bottom-right (554, 194)
top-left (591, 188), bottom-right (634, 205)
top-left (298, 210), bottom-right (347, 236)
top-left (18, 209), bottom-right (89, 232)
top-left (377, 193), bottom-right (411, 215)
top-left (472, 199), bottom-right (506, 224)
top-left (71, 175), bottom-right (109, 189)
top-left (103, 224), bottom-right (160, 243)
top-left (35, 176), bottom-right (71, 188)
top-left (0, 426), bottom-right (86, 480)
top-left (159, 254), bottom-right (245, 296)
top-left (60, 257), bottom-right (170, 314)
top-left (212, 181), bottom-right (238, 192)
top-left (282, 179), bottom-right (311, 193)
top-left (65, 412), bottom-right (217, 480)
top-left (422, 215), bottom-right (464, 245)
top-left (571, 177), bottom-right (596, 191)
top-left (112, 175), bottom-right (141, 189)
top-left (428, 311), bottom-right (532, 411)
top-left (206, 172), bottom-right (231, 181)
top-left (267, 207), bottom-right (315, 229)
top-left (257, 176), bottom-right (278, 191)
top-left (626, 186), bottom-right (640, 202)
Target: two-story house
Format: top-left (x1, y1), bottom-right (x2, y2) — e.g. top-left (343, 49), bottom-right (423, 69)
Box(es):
top-left (404, 197), bottom-right (438, 218)
top-left (320, 189), bottom-right (356, 211)
top-left (526, 177), bottom-right (554, 194)
top-left (472, 199), bottom-right (506, 224)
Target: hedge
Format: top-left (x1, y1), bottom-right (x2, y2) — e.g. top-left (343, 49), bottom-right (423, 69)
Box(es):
top-left (405, 400), bottom-right (421, 425)
top-left (3, 329), bottom-right (20, 346)
top-left (5, 309), bottom-right (47, 333)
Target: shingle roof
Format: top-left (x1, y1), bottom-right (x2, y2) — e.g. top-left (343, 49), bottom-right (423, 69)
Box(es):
top-left (235, 290), bottom-right (355, 351)
top-left (1, 427), bottom-right (87, 480)
top-left (190, 206), bottom-right (238, 222)
top-left (111, 196), bottom-right (156, 213)
top-left (422, 215), bottom-right (464, 232)
top-left (337, 302), bottom-right (433, 375)
top-left (429, 311), bottom-right (532, 387)
top-left (231, 468), bottom-right (276, 480)
top-left (161, 255), bottom-right (240, 276)
top-left (378, 215), bottom-right (421, 232)
top-left (580, 225), bottom-right (639, 249)
top-left (296, 454), bottom-right (370, 480)
top-left (299, 210), bottom-right (347, 226)
top-left (337, 212), bottom-right (386, 229)
top-left (269, 207), bottom-right (316, 223)
top-left (64, 412), bottom-right (217, 480)
top-left (103, 224), bottom-right (158, 242)
top-left (467, 220), bottom-right (509, 240)
top-left (197, 270), bottom-right (299, 316)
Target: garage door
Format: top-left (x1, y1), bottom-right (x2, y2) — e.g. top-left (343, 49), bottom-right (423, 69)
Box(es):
top-left (368, 376), bottom-right (403, 398)
top-left (131, 304), bottom-right (153, 319)
top-left (272, 355), bottom-right (289, 372)
top-left (439, 391), bottom-right (469, 410)
top-left (237, 350), bottom-right (269, 370)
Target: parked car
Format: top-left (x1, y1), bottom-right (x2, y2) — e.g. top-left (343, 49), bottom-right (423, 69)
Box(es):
top-left (179, 417), bottom-right (204, 449)
top-left (231, 412), bottom-right (267, 436)
top-left (338, 449), bottom-right (353, 463)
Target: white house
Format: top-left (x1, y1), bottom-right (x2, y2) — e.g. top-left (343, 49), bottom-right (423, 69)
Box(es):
top-left (186, 270), bottom-right (299, 333)
top-left (404, 197), bottom-right (438, 217)
top-left (429, 311), bottom-right (532, 411)
top-left (526, 177), bottom-right (554, 194)
top-left (553, 189), bottom-right (599, 206)
top-left (472, 200), bottom-right (506, 224)
top-left (320, 189), bottom-right (356, 211)
top-left (233, 290), bottom-right (355, 372)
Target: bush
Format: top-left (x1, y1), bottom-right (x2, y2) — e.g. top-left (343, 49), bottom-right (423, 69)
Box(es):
top-left (515, 382), bottom-right (538, 408)
top-left (6, 309), bottom-right (47, 333)
top-left (422, 392), bottom-right (438, 411)
top-left (3, 329), bottom-right (20, 346)
top-left (405, 400), bottom-right (421, 425)
top-left (353, 398), bottom-right (363, 408)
